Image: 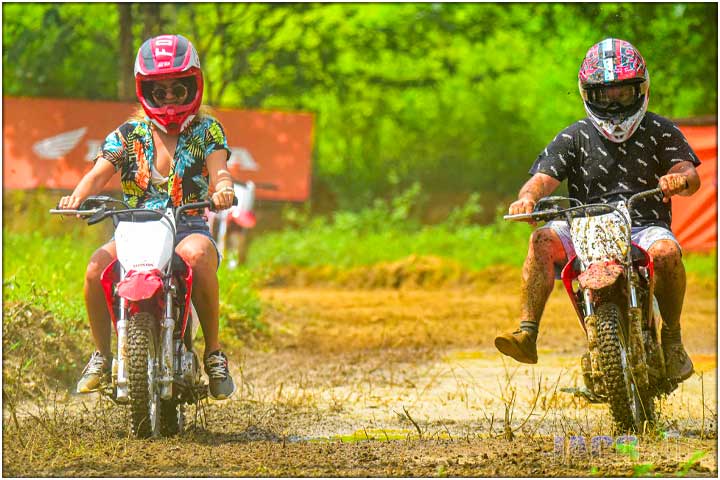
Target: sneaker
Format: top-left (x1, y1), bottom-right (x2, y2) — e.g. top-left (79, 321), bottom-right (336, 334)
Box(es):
top-left (204, 350), bottom-right (236, 400)
top-left (76, 351), bottom-right (112, 393)
top-left (663, 342), bottom-right (694, 382)
top-left (494, 330), bottom-right (538, 364)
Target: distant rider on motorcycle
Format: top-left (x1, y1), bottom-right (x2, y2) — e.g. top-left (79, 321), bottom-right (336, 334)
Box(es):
top-left (57, 34), bottom-right (237, 399)
top-left (494, 38), bottom-right (700, 383)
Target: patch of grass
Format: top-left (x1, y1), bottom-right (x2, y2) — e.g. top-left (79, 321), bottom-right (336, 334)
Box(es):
top-left (249, 188), bottom-right (716, 281)
top-left (683, 251), bottom-right (717, 280)
top-left (250, 191), bottom-right (533, 272)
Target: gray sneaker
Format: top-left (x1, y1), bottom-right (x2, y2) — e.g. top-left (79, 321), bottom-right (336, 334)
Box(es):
top-left (76, 351), bottom-right (111, 393)
top-left (204, 350), bottom-right (236, 400)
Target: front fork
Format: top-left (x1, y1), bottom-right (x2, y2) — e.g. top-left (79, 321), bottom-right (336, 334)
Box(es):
top-left (113, 288), bottom-right (176, 402)
top-left (159, 287), bottom-right (176, 399)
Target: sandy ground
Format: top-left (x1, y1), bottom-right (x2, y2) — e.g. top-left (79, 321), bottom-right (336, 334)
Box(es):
top-left (3, 270), bottom-right (717, 477)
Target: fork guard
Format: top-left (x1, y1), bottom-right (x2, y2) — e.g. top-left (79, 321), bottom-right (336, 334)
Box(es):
top-left (578, 261), bottom-right (625, 291)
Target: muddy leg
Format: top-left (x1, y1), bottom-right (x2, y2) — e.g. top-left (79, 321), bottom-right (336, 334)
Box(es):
top-left (650, 240), bottom-right (685, 341)
top-left (650, 239), bottom-right (694, 381)
top-left (518, 228), bottom-right (567, 337)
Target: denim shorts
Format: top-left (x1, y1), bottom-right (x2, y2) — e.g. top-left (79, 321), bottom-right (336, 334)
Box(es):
top-left (176, 215), bottom-right (222, 266)
top-left (540, 221), bottom-right (681, 279)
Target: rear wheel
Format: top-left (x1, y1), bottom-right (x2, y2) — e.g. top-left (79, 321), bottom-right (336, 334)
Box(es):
top-left (596, 302), bottom-right (655, 432)
top-left (128, 313), bottom-right (160, 438)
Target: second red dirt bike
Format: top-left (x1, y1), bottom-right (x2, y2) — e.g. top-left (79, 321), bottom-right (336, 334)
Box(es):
top-left (505, 188), bottom-right (679, 432)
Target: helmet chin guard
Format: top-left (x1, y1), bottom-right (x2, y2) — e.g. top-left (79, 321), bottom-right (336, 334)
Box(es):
top-left (134, 35), bottom-right (203, 135)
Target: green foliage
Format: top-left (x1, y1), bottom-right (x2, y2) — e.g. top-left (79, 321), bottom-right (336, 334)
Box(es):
top-left (250, 188), bottom-right (533, 271)
top-left (3, 4), bottom-right (716, 207)
top-left (683, 252), bottom-right (717, 280)
top-left (675, 450), bottom-right (707, 477)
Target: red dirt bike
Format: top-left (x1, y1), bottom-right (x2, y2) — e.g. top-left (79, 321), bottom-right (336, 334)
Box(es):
top-left (505, 188), bottom-right (678, 432)
top-left (206, 181), bottom-right (276, 268)
top-left (51, 195), bottom-right (235, 438)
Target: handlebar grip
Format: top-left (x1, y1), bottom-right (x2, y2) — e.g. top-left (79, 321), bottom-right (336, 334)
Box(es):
top-left (504, 213), bottom-right (543, 222)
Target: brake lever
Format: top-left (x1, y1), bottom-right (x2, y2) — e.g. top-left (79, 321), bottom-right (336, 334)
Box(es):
top-left (86, 207), bottom-right (108, 226)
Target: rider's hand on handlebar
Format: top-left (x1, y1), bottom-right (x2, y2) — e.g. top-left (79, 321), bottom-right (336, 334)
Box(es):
top-left (57, 195), bottom-right (83, 210)
top-left (658, 174), bottom-right (688, 203)
top-left (508, 197), bottom-right (537, 224)
top-left (211, 186), bottom-right (236, 210)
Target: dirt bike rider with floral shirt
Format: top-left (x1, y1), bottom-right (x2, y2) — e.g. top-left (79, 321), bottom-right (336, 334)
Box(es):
top-left (494, 38), bottom-right (700, 384)
top-left (57, 34), bottom-right (237, 400)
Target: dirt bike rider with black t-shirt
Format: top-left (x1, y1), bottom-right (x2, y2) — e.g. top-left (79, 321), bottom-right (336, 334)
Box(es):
top-left (494, 38), bottom-right (700, 384)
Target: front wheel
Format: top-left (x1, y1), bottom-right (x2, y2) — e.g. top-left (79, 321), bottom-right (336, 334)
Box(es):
top-left (127, 312), bottom-right (161, 438)
top-left (595, 302), bottom-right (655, 432)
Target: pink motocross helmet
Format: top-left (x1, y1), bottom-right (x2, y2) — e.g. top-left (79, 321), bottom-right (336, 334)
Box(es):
top-left (578, 38), bottom-right (650, 143)
top-left (134, 34), bottom-right (203, 135)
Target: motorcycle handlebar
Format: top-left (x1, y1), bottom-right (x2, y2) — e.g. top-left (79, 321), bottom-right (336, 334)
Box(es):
top-left (50, 196), bottom-right (238, 226)
top-left (504, 187), bottom-right (665, 224)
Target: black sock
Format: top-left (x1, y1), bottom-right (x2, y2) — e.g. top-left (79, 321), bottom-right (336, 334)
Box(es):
top-left (520, 321), bottom-right (539, 341)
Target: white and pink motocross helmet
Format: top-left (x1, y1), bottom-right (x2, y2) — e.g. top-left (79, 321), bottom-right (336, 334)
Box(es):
top-left (134, 34), bottom-right (204, 135)
top-left (578, 38), bottom-right (650, 143)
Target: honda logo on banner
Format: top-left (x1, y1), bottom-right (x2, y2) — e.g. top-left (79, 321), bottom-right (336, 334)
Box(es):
top-left (32, 127), bottom-right (88, 159)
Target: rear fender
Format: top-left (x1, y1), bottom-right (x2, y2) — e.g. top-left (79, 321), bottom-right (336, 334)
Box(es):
top-left (578, 261), bottom-right (625, 291)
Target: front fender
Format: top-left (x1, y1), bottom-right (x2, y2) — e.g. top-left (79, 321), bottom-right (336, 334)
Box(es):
top-left (116, 269), bottom-right (164, 302)
top-left (578, 261), bottom-right (625, 291)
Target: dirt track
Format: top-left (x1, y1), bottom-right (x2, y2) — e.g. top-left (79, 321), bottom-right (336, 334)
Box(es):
top-left (3, 269), bottom-right (717, 477)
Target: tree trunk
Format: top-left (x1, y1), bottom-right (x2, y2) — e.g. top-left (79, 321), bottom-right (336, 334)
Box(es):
top-left (142, 4), bottom-right (162, 41)
top-left (117, 3), bottom-right (134, 101)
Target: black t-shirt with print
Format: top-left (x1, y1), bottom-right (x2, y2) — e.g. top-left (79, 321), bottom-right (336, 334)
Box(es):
top-left (529, 111), bottom-right (700, 229)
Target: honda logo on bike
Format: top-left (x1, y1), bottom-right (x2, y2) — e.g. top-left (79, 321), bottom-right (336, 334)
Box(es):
top-left (32, 127), bottom-right (88, 159)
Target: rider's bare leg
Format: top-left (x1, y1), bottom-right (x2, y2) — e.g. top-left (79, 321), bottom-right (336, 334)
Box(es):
top-left (649, 239), bottom-right (693, 380)
top-left (495, 228), bottom-right (567, 363)
top-left (84, 241), bottom-right (117, 358)
top-left (518, 228), bottom-right (567, 336)
top-left (175, 234), bottom-right (221, 356)
top-left (649, 240), bottom-right (685, 340)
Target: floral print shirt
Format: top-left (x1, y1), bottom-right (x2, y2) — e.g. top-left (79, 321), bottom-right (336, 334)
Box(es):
top-left (95, 115), bottom-right (230, 214)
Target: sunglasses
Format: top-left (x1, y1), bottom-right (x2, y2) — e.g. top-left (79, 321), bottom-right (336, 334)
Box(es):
top-left (151, 84), bottom-right (189, 101)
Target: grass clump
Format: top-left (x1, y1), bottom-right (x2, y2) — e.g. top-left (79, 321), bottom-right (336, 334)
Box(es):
top-left (249, 188), bottom-right (533, 274)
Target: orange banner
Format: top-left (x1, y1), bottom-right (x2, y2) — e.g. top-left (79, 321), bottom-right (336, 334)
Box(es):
top-left (671, 124), bottom-right (717, 253)
top-left (2, 96), bottom-right (314, 201)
